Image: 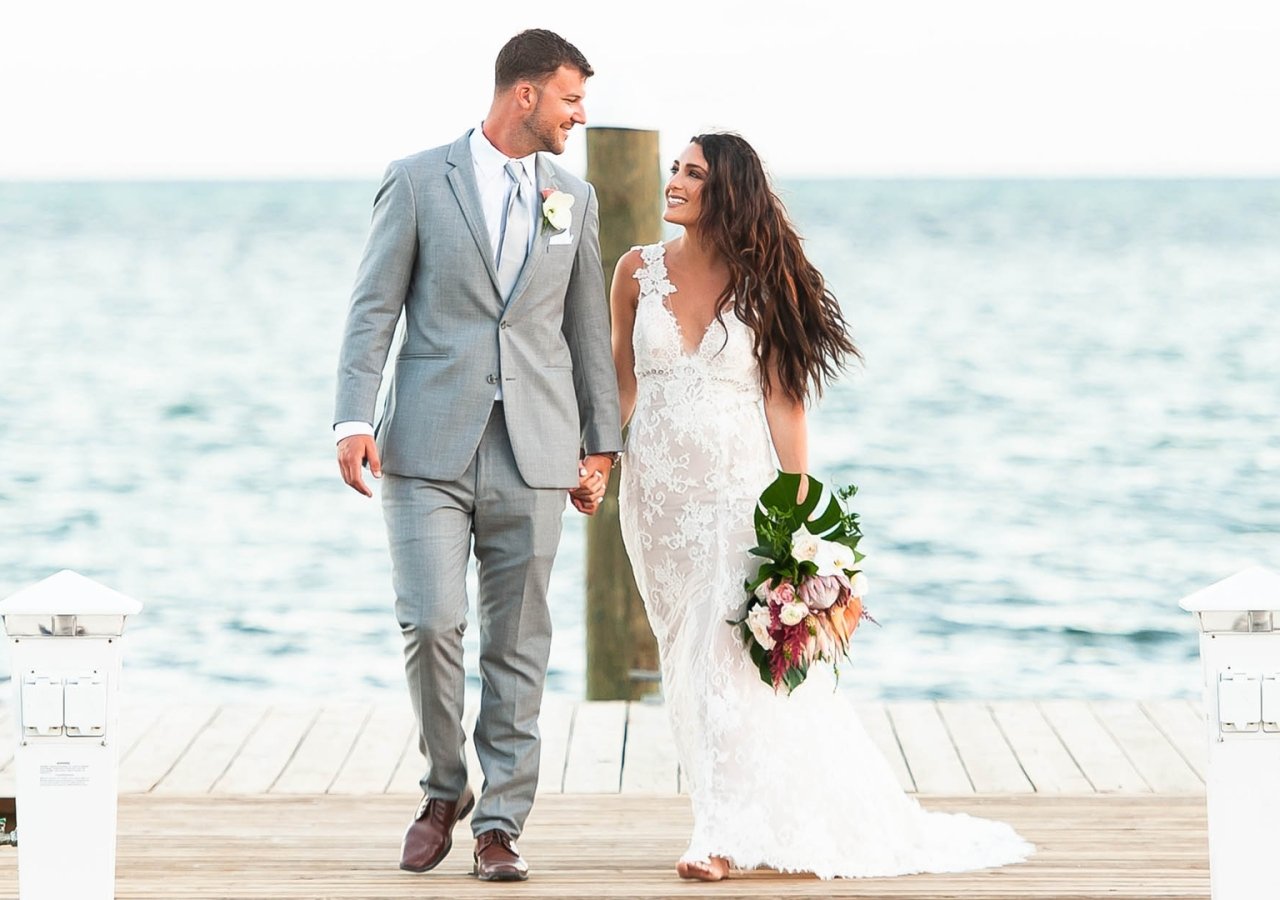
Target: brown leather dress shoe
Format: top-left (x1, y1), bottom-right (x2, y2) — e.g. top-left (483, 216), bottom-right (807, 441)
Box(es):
top-left (399, 786), bottom-right (475, 873)
top-left (473, 829), bottom-right (529, 881)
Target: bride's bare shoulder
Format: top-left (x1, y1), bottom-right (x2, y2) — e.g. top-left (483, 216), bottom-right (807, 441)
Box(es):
top-left (611, 247), bottom-right (647, 309)
top-left (613, 245), bottom-right (651, 283)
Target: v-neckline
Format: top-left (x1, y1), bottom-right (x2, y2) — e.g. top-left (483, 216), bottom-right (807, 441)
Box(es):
top-left (659, 294), bottom-right (721, 358)
top-left (652, 244), bottom-right (725, 358)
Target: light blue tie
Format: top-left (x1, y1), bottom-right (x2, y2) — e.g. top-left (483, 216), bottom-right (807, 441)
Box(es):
top-left (496, 160), bottom-right (531, 300)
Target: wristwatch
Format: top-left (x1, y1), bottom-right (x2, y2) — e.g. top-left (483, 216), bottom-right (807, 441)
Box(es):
top-left (591, 451), bottom-right (622, 463)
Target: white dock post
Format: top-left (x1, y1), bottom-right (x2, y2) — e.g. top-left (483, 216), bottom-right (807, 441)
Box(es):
top-left (0, 570), bottom-right (143, 900)
top-left (1181, 566), bottom-right (1280, 900)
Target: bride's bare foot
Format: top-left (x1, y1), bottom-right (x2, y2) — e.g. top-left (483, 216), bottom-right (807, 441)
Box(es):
top-left (676, 856), bottom-right (730, 881)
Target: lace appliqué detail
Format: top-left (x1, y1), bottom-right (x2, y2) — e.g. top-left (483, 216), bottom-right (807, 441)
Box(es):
top-left (617, 243), bottom-right (1033, 878)
top-left (632, 242), bottom-right (676, 303)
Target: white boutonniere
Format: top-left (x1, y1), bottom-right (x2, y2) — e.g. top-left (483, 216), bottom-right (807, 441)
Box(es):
top-left (540, 188), bottom-right (574, 232)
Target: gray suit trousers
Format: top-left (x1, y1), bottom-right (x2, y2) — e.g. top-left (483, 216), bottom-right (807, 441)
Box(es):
top-left (381, 403), bottom-right (563, 838)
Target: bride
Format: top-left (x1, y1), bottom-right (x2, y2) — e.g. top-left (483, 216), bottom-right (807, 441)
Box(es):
top-left (610, 132), bottom-right (1033, 881)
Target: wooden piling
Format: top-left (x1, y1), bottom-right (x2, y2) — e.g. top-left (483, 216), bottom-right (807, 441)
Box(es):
top-left (584, 127), bottom-right (662, 701)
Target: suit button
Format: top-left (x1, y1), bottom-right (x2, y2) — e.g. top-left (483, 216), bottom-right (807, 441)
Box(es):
top-left (486, 374), bottom-right (498, 385)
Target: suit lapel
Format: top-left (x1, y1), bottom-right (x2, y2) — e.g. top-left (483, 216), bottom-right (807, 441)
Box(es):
top-left (503, 154), bottom-right (557, 312)
top-left (445, 131), bottom-right (502, 298)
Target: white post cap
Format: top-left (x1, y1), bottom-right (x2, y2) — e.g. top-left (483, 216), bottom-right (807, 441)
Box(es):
top-left (0, 570), bottom-right (143, 617)
top-left (1180, 566), bottom-right (1280, 614)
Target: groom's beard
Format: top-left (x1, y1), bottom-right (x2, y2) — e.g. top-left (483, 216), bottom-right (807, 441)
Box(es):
top-left (523, 102), bottom-right (568, 155)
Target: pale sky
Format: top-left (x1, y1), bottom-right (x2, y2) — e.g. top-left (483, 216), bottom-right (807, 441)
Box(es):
top-left (3, 0), bottom-right (1278, 179)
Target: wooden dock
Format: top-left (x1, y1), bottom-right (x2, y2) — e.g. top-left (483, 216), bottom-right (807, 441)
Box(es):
top-left (0, 698), bottom-right (1210, 898)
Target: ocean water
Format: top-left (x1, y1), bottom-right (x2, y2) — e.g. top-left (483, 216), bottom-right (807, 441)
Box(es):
top-left (0, 178), bottom-right (1277, 703)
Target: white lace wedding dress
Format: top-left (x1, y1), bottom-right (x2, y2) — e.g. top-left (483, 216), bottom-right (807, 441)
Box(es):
top-left (618, 243), bottom-right (1033, 878)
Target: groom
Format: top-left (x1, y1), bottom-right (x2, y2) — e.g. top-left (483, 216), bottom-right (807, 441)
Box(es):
top-left (333, 29), bottom-right (621, 881)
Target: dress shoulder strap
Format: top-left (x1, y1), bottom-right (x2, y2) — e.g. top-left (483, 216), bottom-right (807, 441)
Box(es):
top-left (631, 243), bottom-right (676, 299)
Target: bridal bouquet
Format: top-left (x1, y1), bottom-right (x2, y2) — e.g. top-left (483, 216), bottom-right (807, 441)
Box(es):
top-left (731, 472), bottom-right (874, 694)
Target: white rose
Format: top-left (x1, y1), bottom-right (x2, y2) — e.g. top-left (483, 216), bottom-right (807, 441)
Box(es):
top-left (542, 190), bottom-right (574, 231)
top-left (753, 578), bottom-right (771, 601)
top-left (746, 603), bottom-right (775, 650)
top-left (779, 600), bottom-right (808, 627)
top-left (791, 529), bottom-right (821, 563)
top-left (850, 572), bottom-right (869, 598)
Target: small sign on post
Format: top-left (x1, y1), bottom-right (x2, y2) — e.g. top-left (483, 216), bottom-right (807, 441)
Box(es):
top-left (0, 570), bottom-right (143, 900)
top-left (1181, 565), bottom-right (1280, 900)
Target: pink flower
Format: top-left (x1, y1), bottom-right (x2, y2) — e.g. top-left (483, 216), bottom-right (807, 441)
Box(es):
top-left (798, 574), bottom-right (844, 611)
top-left (768, 580), bottom-right (797, 606)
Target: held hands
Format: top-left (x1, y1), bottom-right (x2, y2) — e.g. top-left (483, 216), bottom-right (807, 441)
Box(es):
top-left (337, 434), bottom-right (382, 497)
top-left (569, 454), bottom-right (614, 516)
top-left (339, 436), bottom-right (612, 510)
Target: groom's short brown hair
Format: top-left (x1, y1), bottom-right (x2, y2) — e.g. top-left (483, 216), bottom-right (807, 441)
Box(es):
top-left (495, 29), bottom-right (593, 89)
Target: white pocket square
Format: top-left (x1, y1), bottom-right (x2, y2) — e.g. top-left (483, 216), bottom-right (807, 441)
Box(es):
top-left (548, 230), bottom-right (574, 245)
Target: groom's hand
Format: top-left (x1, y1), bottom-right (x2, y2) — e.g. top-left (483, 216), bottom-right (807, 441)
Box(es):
top-left (568, 454), bottom-right (613, 516)
top-left (337, 434), bottom-right (382, 497)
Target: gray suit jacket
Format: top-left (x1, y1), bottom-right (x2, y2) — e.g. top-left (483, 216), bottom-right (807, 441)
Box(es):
top-left (335, 131), bottom-right (623, 489)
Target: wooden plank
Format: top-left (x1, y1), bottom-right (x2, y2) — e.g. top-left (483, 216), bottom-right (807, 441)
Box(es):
top-left (153, 705), bottom-right (268, 794)
top-left (1039, 700), bottom-right (1149, 793)
top-left (382, 693), bottom-right (568, 797)
top-left (4, 698), bottom-right (1211, 804)
top-left (620, 701), bottom-right (678, 794)
top-left (385, 704), bottom-right (490, 797)
top-left (887, 701), bottom-right (973, 794)
top-left (854, 701), bottom-right (915, 792)
top-left (1184, 697), bottom-right (1203, 719)
top-left (272, 704), bottom-right (369, 794)
top-left (118, 704), bottom-right (167, 762)
top-left (0, 793), bottom-right (1206, 898)
top-left (1093, 700), bottom-right (1203, 793)
top-left (989, 701), bottom-right (1093, 794)
top-left (329, 703), bottom-right (417, 795)
top-left (388, 738), bottom-right (425, 796)
top-left (213, 705), bottom-right (318, 795)
top-left (537, 693), bottom-right (574, 794)
top-left (938, 702), bottom-right (1035, 794)
top-left (1143, 699), bottom-right (1208, 780)
top-left (562, 700), bottom-right (626, 793)
top-left (117, 703), bottom-right (219, 793)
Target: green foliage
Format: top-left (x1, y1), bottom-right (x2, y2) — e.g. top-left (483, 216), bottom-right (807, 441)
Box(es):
top-left (782, 660), bottom-right (808, 693)
top-left (750, 471), bottom-right (863, 586)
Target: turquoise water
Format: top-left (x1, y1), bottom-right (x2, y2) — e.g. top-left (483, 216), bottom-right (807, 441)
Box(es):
top-left (1, 179), bottom-right (1277, 701)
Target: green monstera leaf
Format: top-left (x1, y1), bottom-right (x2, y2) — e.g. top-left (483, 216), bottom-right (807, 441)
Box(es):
top-left (756, 471), bottom-right (849, 538)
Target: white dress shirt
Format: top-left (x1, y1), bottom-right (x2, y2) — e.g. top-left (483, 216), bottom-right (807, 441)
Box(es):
top-left (335, 126), bottom-right (538, 442)
top-left (469, 124), bottom-right (540, 266)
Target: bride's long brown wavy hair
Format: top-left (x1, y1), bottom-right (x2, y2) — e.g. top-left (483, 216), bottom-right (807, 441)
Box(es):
top-left (691, 132), bottom-right (860, 404)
